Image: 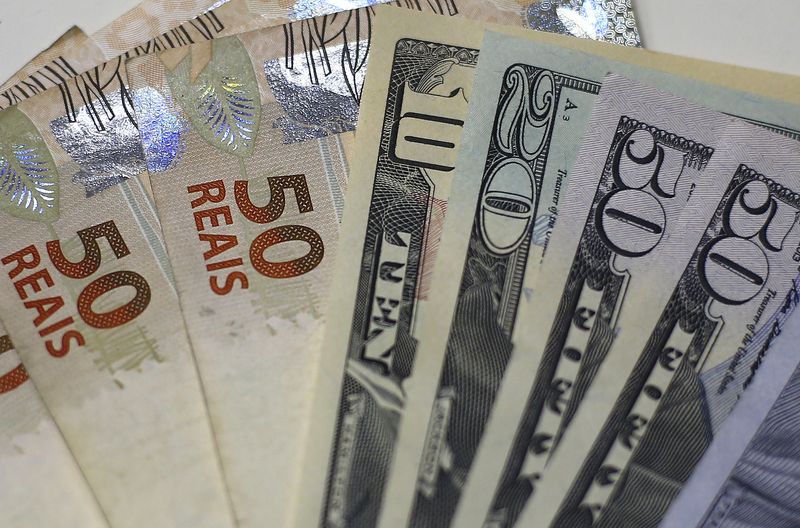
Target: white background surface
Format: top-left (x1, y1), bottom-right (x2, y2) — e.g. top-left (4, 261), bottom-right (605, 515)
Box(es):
top-left (0, 0), bottom-right (141, 82)
top-left (634, 0), bottom-right (800, 76)
top-left (1, 0), bottom-right (800, 83)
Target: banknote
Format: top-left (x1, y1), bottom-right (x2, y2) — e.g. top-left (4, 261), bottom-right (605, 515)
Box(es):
top-left (441, 34), bottom-right (800, 528)
top-left (126, 8), bottom-right (368, 527)
top-left (377, 27), bottom-right (602, 528)
top-left (660, 290), bottom-right (800, 528)
top-left (0, 0), bottom-right (394, 110)
top-left (521, 97), bottom-right (800, 528)
top-left (0, 67), bottom-right (235, 528)
top-left (0, 325), bottom-right (109, 528)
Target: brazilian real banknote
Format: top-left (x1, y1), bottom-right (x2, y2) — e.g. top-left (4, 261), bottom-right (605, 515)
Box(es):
top-left (0, 3), bottom-right (422, 527)
top-left (0, 325), bottom-right (109, 528)
top-left (0, 78), bottom-right (236, 527)
top-left (661, 286), bottom-right (800, 528)
top-left (516, 84), bottom-right (800, 528)
top-left (380, 29), bottom-right (800, 528)
top-left (292, 3), bottom-right (642, 528)
top-left (126, 8), bottom-right (370, 527)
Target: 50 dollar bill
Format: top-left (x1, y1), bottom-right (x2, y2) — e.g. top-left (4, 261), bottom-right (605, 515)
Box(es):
top-left (524, 105), bottom-right (800, 528)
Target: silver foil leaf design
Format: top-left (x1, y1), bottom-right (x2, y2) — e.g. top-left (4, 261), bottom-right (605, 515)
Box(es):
top-left (166, 37), bottom-right (261, 157)
top-left (264, 41), bottom-right (365, 143)
top-left (264, 8), bottom-right (373, 143)
top-left (0, 107), bottom-right (59, 222)
top-left (50, 90), bottom-right (146, 198)
top-left (133, 87), bottom-right (187, 173)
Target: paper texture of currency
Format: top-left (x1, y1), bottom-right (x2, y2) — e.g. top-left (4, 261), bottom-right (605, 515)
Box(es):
top-left (661, 295), bottom-right (800, 528)
top-left (523, 86), bottom-right (800, 528)
top-left (0, 325), bottom-right (109, 528)
top-left (0, 65), bottom-right (235, 528)
top-left (438, 33), bottom-right (800, 528)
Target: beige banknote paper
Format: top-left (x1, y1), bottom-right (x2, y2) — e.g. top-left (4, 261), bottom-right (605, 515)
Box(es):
top-left (521, 86), bottom-right (800, 528)
top-left (0, 77), bottom-right (235, 528)
top-left (0, 327), bottom-right (109, 528)
top-left (0, 0), bottom-right (640, 112)
top-left (384, 28), bottom-right (800, 528)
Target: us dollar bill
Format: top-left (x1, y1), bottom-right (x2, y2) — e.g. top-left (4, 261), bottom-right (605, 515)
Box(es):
top-left (0, 325), bottom-right (110, 528)
top-left (293, 9), bottom-right (484, 528)
top-left (384, 30), bottom-right (800, 528)
top-left (377, 29), bottom-right (602, 528)
top-left (0, 46), bottom-right (236, 528)
top-left (522, 106), bottom-right (800, 528)
top-left (446, 33), bottom-right (800, 526)
top-left (660, 289), bottom-right (800, 528)
top-left (293, 3), bottom-right (641, 526)
top-left (386, 30), bottom-right (800, 528)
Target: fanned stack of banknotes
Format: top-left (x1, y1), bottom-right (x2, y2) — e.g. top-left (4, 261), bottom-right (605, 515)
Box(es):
top-left (3, 1), bottom-right (800, 527)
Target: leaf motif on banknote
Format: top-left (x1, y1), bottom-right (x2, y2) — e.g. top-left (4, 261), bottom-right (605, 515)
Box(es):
top-left (167, 38), bottom-right (261, 156)
top-left (0, 107), bottom-right (59, 222)
top-left (264, 8), bottom-right (372, 143)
